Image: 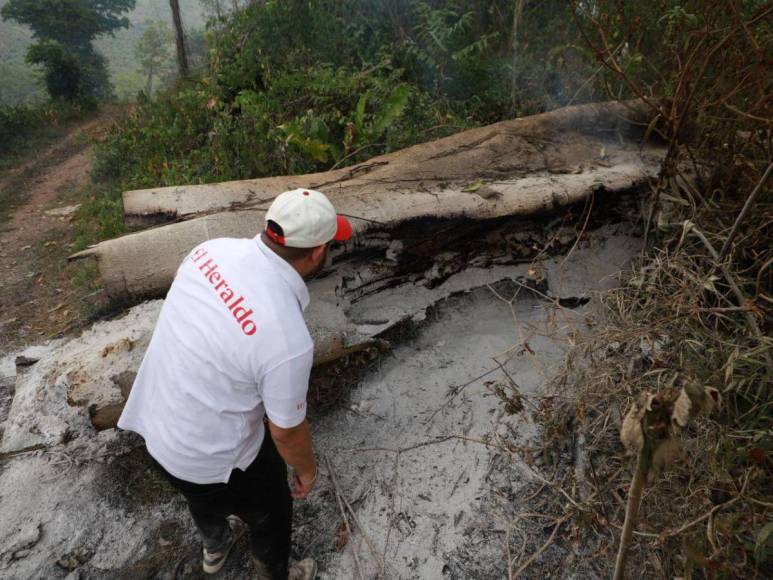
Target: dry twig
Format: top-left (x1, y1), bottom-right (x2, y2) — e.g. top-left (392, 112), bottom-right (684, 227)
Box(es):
top-left (511, 514), bottom-right (570, 578)
top-left (324, 456), bottom-right (365, 580)
top-left (717, 162), bottom-right (773, 262)
top-left (688, 222), bottom-right (773, 374)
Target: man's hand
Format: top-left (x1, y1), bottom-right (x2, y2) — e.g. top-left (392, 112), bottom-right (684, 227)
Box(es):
top-left (269, 418), bottom-right (317, 499)
top-left (291, 468), bottom-right (317, 499)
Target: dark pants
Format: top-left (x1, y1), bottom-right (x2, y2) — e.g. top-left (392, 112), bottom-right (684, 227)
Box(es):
top-left (156, 431), bottom-right (292, 579)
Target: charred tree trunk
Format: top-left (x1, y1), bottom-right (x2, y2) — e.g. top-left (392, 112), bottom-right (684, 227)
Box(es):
top-left (169, 0), bottom-right (189, 77)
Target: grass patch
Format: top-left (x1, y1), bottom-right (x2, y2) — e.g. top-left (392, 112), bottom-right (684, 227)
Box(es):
top-left (70, 259), bottom-right (102, 293)
top-left (0, 102), bottom-right (88, 172)
top-left (71, 183), bottom-right (128, 251)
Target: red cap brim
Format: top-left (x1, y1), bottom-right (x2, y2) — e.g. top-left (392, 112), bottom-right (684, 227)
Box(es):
top-left (333, 215), bottom-right (352, 242)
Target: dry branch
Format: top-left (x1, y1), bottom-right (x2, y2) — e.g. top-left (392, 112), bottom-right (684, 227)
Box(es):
top-left (511, 514), bottom-right (569, 578)
top-left (613, 438), bottom-right (651, 580)
top-left (324, 456), bottom-right (365, 580)
top-left (523, 3), bottom-right (772, 578)
top-left (717, 161), bottom-right (773, 262)
top-left (688, 222), bottom-right (773, 374)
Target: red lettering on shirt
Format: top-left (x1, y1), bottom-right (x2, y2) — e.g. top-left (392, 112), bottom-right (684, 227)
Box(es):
top-left (190, 249), bottom-right (257, 336)
top-left (191, 248), bottom-right (209, 262)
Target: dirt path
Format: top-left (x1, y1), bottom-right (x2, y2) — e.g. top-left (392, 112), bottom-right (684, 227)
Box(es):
top-left (0, 116), bottom-right (110, 349)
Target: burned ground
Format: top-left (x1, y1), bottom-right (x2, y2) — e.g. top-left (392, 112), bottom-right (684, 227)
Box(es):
top-left (1, 204), bottom-right (643, 577)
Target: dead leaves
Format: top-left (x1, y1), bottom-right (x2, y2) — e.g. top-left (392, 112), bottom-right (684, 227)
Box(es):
top-left (334, 520), bottom-right (350, 551)
top-left (621, 385), bottom-right (722, 456)
top-left (620, 385), bottom-right (723, 481)
top-left (672, 385), bottom-right (722, 428)
top-left (484, 380), bottom-right (525, 415)
top-left (620, 392), bottom-right (655, 455)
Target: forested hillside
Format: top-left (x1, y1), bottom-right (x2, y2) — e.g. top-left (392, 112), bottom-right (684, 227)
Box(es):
top-left (0, 0), bottom-right (206, 104)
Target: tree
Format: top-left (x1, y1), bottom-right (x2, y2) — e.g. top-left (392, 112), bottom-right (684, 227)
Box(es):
top-left (134, 21), bottom-right (173, 95)
top-left (1, 0), bottom-right (136, 104)
top-left (26, 41), bottom-right (82, 101)
top-left (1, 0), bottom-right (135, 46)
top-left (169, 0), bottom-right (189, 77)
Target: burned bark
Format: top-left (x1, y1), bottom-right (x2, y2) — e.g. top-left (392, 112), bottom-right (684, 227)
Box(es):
top-left (74, 157), bottom-right (659, 299)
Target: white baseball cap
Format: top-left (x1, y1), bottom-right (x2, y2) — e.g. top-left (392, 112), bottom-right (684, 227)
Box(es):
top-left (264, 188), bottom-right (352, 248)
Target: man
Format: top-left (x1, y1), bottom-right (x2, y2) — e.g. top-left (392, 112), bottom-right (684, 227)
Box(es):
top-left (118, 189), bottom-right (352, 579)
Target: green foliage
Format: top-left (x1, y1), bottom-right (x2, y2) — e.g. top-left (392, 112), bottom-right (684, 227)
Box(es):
top-left (754, 520), bottom-right (773, 564)
top-left (103, 0), bottom-right (773, 243)
top-left (96, 0), bottom-right (599, 192)
top-left (72, 183), bottom-right (128, 251)
top-left (408, 1), bottom-right (499, 89)
top-left (0, 100), bottom-right (83, 159)
top-left (26, 40), bottom-right (82, 101)
top-left (277, 83), bottom-right (412, 165)
top-left (24, 42), bottom-right (114, 106)
top-left (94, 63), bottom-right (459, 188)
top-left (1, 0), bottom-right (136, 104)
top-left (1, 0), bottom-right (135, 45)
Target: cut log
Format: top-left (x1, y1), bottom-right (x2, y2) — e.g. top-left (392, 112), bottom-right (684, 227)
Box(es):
top-left (73, 155), bottom-right (662, 300)
top-left (122, 99), bottom-right (658, 225)
top-left (71, 99), bottom-right (664, 302)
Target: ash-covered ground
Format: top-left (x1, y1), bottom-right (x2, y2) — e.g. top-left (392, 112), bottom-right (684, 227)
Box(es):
top-left (0, 225), bottom-right (639, 579)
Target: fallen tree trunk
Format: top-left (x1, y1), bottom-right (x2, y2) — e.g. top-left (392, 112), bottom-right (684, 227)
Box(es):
top-left (122, 100), bottom-right (657, 225)
top-left (72, 100), bottom-right (664, 302)
top-left (70, 98), bottom-right (663, 384)
top-left (73, 159), bottom-right (659, 299)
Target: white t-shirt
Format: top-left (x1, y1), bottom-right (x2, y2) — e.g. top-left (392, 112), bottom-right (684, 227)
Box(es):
top-left (118, 236), bottom-right (313, 484)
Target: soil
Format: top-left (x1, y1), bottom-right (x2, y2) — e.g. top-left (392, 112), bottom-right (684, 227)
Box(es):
top-left (0, 115), bottom-right (112, 349)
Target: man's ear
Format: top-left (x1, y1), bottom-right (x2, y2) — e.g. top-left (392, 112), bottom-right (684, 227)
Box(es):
top-left (310, 244), bottom-right (327, 263)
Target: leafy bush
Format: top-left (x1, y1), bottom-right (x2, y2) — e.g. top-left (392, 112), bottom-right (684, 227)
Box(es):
top-left (0, 106), bottom-right (48, 156)
top-left (94, 62), bottom-right (467, 189)
top-left (93, 0), bottom-right (603, 194)
top-left (0, 101), bottom-right (84, 158)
